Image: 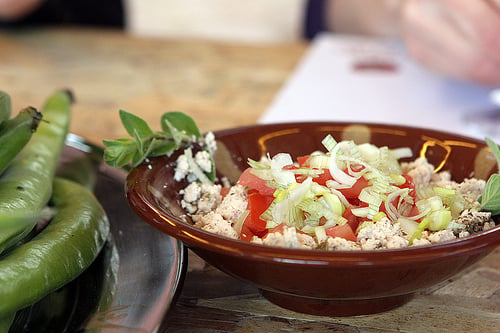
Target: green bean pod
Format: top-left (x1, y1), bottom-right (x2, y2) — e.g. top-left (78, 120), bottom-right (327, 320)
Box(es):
top-left (0, 177), bottom-right (110, 315)
top-left (0, 212), bottom-right (40, 255)
top-left (0, 313), bottom-right (14, 333)
top-left (0, 90), bottom-right (72, 254)
top-left (0, 91), bottom-right (11, 126)
top-left (0, 106), bottom-right (43, 175)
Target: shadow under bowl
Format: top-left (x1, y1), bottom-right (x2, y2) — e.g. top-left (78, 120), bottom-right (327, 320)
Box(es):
top-left (126, 122), bottom-right (500, 317)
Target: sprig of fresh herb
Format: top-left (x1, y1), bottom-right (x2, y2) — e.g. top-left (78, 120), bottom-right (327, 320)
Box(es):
top-left (103, 109), bottom-right (207, 170)
top-left (479, 137), bottom-right (500, 216)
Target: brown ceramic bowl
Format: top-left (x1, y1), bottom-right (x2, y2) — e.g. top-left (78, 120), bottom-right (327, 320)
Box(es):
top-left (126, 122), bottom-right (500, 317)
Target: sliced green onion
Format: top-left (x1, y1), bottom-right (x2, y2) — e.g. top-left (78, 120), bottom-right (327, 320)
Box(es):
top-left (428, 209), bottom-right (452, 231)
top-left (271, 177), bottom-right (313, 228)
top-left (326, 188), bottom-right (351, 208)
top-left (233, 210), bottom-right (249, 235)
top-left (391, 147), bottom-right (413, 160)
top-left (247, 157), bottom-right (271, 170)
top-left (334, 215), bottom-right (348, 226)
top-left (329, 143), bottom-right (357, 186)
top-left (351, 207), bottom-right (370, 217)
top-left (416, 196), bottom-right (444, 212)
top-left (358, 143), bottom-right (380, 163)
top-left (184, 148), bottom-right (213, 184)
top-left (322, 134), bottom-right (337, 152)
top-left (390, 174), bottom-right (407, 186)
top-left (270, 153), bottom-right (296, 187)
top-left (373, 211), bottom-right (386, 222)
top-left (321, 192), bottom-right (345, 216)
top-left (314, 226), bottom-right (328, 244)
top-left (308, 153), bottom-right (330, 169)
top-left (398, 217), bottom-right (419, 236)
top-left (384, 188), bottom-right (409, 221)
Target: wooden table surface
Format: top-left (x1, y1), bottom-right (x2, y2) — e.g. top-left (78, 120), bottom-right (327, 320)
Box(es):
top-left (0, 27), bottom-right (498, 333)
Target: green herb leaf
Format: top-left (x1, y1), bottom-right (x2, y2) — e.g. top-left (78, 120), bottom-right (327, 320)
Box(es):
top-left (104, 110), bottom-right (214, 184)
top-left (102, 138), bottom-right (136, 168)
top-left (485, 137), bottom-right (500, 165)
top-left (161, 111), bottom-right (201, 139)
top-left (119, 109), bottom-right (154, 140)
top-left (480, 174), bottom-right (500, 216)
top-left (480, 137), bottom-right (500, 216)
top-left (148, 138), bottom-right (177, 157)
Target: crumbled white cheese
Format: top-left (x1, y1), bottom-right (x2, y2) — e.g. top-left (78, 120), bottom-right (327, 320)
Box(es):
top-left (411, 235), bottom-right (431, 247)
top-left (427, 229), bottom-right (456, 243)
top-left (173, 136), bottom-right (216, 182)
top-left (204, 131), bottom-right (217, 153)
top-left (194, 211), bottom-right (238, 239)
top-left (174, 154), bottom-right (190, 182)
top-left (325, 237), bottom-right (360, 251)
top-left (401, 157), bottom-right (434, 185)
top-left (195, 150), bottom-right (213, 173)
top-left (181, 182), bottom-right (222, 214)
top-left (357, 218), bottom-right (408, 250)
top-left (257, 226), bottom-right (316, 249)
top-left (431, 170), bottom-right (452, 186)
top-left (215, 184), bottom-right (248, 222)
top-left (455, 178), bottom-right (486, 202)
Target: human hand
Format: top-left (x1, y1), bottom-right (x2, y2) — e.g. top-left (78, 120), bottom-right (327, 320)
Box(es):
top-left (0, 0), bottom-right (44, 21)
top-left (400, 0), bottom-right (500, 85)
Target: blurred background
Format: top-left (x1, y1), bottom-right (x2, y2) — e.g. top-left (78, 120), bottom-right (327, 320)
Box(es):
top-left (1, 0), bottom-right (499, 142)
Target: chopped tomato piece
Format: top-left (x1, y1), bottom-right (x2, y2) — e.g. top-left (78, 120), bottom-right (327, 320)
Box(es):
top-left (220, 187), bottom-right (231, 198)
top-left (297, 155), bottom-right (311, 167)
top-left (325, 224), bottom-right (357, 242)
top-left (237, 168), bottom-right (275, 196)
top-left (240, 224), bottom-right (255, 241)
top-left (338, 176), bottom-right (369, 199)
top-left (342, 206), bottom-right (361, 232)
top-left (312, 169), bottom-right (333, 186)
top-left (406, 205), bottom-right (421, 221)
top-left (266, 223), bottom-right (308, 236)
top-left (379, 174), bottom-right (418, 218)
top-left (268, 223), bottom-right (287, 234)
top-left (242, 192), bottom-right (272, 237)
top-left (398, 174), bottom-right (416, 199)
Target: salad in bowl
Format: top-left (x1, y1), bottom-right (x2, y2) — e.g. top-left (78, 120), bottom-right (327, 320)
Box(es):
top-left (177, 134), bottom-right (496, 251)
top-left (105, 110), bottom-right (500, 316)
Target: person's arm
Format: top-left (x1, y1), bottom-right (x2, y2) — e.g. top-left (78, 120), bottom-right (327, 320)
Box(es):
top-left (0, 0), bottom-right (44, 21)
top-left (326, 0), bottom-right (402, 37)
top-left (327, 0), bottom-right (500, 85)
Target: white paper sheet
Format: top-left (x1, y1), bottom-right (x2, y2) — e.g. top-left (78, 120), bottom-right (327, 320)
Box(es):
top-left (260, 33), bottom-right (499, 142)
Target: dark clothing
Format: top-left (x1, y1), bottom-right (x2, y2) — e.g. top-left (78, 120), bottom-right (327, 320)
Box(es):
top-left (1, 0), bottom-right (326, 39)
top-left (304, 0), bottom-right (327, 40)
top-left (0, 0), bottom-right (124, 28)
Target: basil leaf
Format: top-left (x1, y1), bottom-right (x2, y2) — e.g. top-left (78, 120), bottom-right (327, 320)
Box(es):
top-left (479, 138), bottom-right (500, 216)
top-left (162, 118), bottom-right (182, 146)
top-left (120, 109), bottom-right (154, 140)
top-left (103, 110), bottom-right (211, 183)
top-left (161, 111), bottom-right (201, 139)
top-left (208, 156), bottom-right (216, 182)
top-left (103, 138), bottom-right (136, 168)
top-left (480, 174), bottom-right (500, 216)
top-left (148, 139), bottom-right (177, 157)
top-left (485, 137), bottom-right (500, 165)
